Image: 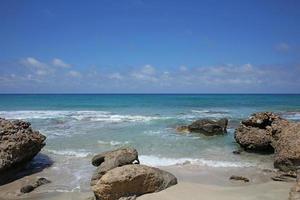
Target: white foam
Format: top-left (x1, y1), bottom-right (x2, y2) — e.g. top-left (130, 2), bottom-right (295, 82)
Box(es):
top-left (0, 110), bottom-right (168, 123)
top-left (189, 109), bottom-right (230, 119)
top-left (97, 140), bottom-right (130, 146)
top-left (282, 112), bottom-right (300, 120)
top-left (139, 155), bottom-right (254, 168)
top-left (46, 149), bottom-right (91, 158)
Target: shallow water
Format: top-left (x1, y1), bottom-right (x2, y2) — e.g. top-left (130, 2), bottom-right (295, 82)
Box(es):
top-left (1, 94), bottom-right (300, 191)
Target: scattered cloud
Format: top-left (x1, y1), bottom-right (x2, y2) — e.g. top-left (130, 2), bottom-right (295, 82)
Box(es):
top-left (275, 42), bottom-right (291, 52)
top-left (21, 57), bottom-right (53, 76)
top-left (131, 64), bottom-right (158, 82)
top-left (108, 72), bottom-right (123, 80)
top-left (52, 58), bottom-right (71, 68)
top-left (67, 70), bottom-right (81, 78)
top-left (1, 57), bottom-right (300, 93)
top-left (179, 65), bottom-right (188, 72)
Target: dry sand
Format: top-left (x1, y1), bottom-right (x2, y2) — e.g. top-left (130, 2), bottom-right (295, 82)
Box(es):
top-left (0, 164), bottom-right (294, 200)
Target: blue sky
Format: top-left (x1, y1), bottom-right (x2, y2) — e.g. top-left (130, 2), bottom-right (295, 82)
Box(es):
top-left (0, 0), bottom-right (300, 93)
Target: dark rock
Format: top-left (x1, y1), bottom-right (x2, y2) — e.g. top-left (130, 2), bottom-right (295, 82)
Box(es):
top-left (232, 150), bottom-right (242, 154)
top-left (92, 164), bottom-right (177, 200)
top-left (33, 177), bottom-right (51, 188)
top-left (0, 118), bottom-right (46, 182)
top-left (91, 147), bottom-right (139, 186)
top-left (20, 185), bottom-right (35, 193)
top-left (177, 118), bottom-right (228, 136)
top-left (20, 177), bottom-right (51, 194)
top-left (229, 175), bottom-right (249, 182)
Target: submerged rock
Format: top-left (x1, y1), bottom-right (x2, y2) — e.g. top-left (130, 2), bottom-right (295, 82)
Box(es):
top-left (20, 185), bottom-right (35, 193)
top-left (92, 164), bottom-right (177, 200)
top-left (0, 118), bottom-right (46, 177)
top-left (91, 147), bottom-right (139, 186)
top-left (177, 118), bottom-right (228, 136)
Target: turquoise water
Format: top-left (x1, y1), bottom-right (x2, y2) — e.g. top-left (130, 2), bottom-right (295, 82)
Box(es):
top-left (1, 94), bottom-right (300, 191)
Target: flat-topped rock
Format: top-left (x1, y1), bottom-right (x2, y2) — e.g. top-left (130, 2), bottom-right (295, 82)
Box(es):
top-left (177, 118), bottom-right (228, 136)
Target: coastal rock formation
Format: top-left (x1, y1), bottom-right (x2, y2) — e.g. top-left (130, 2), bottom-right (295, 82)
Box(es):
top-left (91, 147), bottom-right (177, 200)
top-left (274, 123), bottom-right (300, 172)
top-left (234, 112), bottom-right (289, 152)
top-left (0, 118), bottom-right (46, 176)
top-left (91, 147), bottom-right (139, 186)
top-left (177, 118), bottom-right (228, 136)
top-left (235, 112), bottom-right (300, 172)
top-left (92, 164), bottom-right (177, 200)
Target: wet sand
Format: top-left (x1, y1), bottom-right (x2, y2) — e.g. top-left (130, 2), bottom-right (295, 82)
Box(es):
top-left (0, 164), bottom-right (294, 200)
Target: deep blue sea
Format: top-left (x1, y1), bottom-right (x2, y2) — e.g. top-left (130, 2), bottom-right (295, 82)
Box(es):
top-left (1, 94), bottom-right (300, 191)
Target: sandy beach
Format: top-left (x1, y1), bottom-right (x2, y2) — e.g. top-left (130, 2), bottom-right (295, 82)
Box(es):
top-left (0, 163), bottom-right (293, 200)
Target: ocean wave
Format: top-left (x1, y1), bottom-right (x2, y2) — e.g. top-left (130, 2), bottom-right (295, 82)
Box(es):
top-left (281, 112), bottom-right (300, 121)
top-left (97, 140), bottom-right (130, 146)
top-left (139, 155), bottom-right (254, 168)
top-left (0, 110), bottom-right (168, 123)
top-left (178, 109), bottom-right (231, 120)
top-left (46, 149), bottom-right (91, 158)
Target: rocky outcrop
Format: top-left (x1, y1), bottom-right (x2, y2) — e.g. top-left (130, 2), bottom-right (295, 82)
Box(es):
top-left (234, 112), bottom-right (289, 152)
top-left (91, 147), bottom-right (177, 200)
top-left (91, 147), bottom-right (139, 186)
top-left (92, 164), bottom-right (177, 200)
top-left (274, 123), bottom-right (300, 172)
top-left (177, 118), bottom-right (228, 136)
top-left (235, 112), bottom-right (300, 172)
top-left (0, 118), bottom-right (46, 176)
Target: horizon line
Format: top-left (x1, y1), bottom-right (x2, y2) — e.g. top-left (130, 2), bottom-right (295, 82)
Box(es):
top-left (0, 93), bottom-right (300, 95)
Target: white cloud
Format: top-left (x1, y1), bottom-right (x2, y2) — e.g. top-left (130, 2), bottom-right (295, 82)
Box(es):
top-left (52, 58), bottom-right (71, 68)
top-left (131, 65), bottom-right (158, 82)
top-left (108, 72), bottom-right (123, 80)
top-left (141, 64), bottom-right (156, 75)
top-left (67, 70), bottom-right (82, 78)
top-left (179, 65), bottom-right (188, 72)
top-left (22, 57), bottom-right (52, 76)
top-left (22, 57), bottom-right (48, 69)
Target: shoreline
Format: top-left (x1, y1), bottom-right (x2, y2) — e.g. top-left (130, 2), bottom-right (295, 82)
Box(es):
top-left (0, 162), bottom-right (293, 200)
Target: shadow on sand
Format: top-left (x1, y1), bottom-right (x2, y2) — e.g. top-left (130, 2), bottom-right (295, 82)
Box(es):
top-left (0, 153), bottom-right (54, 186)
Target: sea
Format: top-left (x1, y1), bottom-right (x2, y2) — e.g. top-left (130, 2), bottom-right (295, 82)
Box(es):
top-left (0, 94), bottom-right (300, 192)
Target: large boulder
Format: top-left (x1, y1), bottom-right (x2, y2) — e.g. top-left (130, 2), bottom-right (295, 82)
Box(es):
top-left (274, 123), bottom-right (300, 172)
top-left (92, 164), bottom-right (177, 200)
top-left (177, 118), bottom-right (228, 136)
top-left (0, 118), bottom-right (46, 176)
top-left (91, 147), bottom-right (139, 186)
top-left (234, 112), bottom-right (289, 152)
